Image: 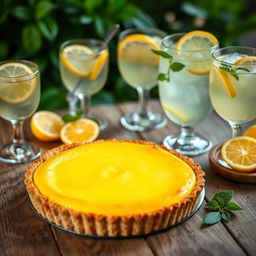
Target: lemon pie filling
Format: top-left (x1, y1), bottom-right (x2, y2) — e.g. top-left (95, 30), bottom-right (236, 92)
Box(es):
top-left (33, 141), bottom-right (196, 215)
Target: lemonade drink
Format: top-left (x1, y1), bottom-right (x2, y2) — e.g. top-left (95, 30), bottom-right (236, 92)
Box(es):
top-left (118, 36), bottom-right (161, 89)
top-left (0, 61), bottom-right (40, 121)
top-left (60, 41), bottom-right (109, 98)
top-left (210, 50), bottom-right (256, 124)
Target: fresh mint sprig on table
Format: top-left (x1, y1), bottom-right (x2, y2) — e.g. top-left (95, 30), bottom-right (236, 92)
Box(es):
top-left (151, 49), bottom-right (185, 82)
top-left (203, 190), bottom-right (244, 225)
top-left (219, 63), bottom-right (250, 81)
top-left (62, 110), bottom-right (83, 123)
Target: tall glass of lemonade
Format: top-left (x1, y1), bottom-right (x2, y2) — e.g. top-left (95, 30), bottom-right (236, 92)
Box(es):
top-left (158, 31), bottom-right (218, 155)
top-left (0, 60), bottom-right (41, 163)
top-left (210, 46), bottom-right (256, 137)
top-left (117, 28), bottom-right (167, 131)
top-left (60, 39), bottom-right (109, 129)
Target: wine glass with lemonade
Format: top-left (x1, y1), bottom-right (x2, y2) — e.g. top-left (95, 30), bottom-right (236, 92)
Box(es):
top-left (0, 60), bottom-right (41, 163)
top-left (117, 28), bottom-right (167, 131)
top-left (157, 31), bottom-right (219, 156)
top-left (60, 39), bottom-right (109, 129)
top-left (209, 46), bottom-right (256, 167)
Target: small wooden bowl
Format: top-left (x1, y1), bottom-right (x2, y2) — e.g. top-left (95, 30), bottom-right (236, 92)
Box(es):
top-left (209, 143), bottom-right (256, 184)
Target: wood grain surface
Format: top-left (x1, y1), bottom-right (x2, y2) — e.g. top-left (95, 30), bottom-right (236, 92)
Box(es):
top-left (0, 101), bottom-right (255, 256)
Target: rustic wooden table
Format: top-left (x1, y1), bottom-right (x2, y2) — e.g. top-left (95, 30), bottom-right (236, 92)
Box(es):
top-left (0, 101), bottom-right (255, 256)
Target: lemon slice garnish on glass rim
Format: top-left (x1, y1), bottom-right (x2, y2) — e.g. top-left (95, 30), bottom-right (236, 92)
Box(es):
top-left (118, 34), bottom-right (160, 65)
top-left (60, 44), bottom-right (108, 80)
top-left (176, 30), bottom-right (218, 75)
top-left (162, 103), bottom-right (189, 123)
top-left (221, 136), bottom-right (256, 172)
top-left (0, 62), bottom-right (37, 104)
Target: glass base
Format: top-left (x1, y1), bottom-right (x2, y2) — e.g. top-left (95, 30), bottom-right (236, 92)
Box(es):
top-left (120, 112), bottom-right (167, 132)
top-left (0, 142), bottom-right (41, 164)
top-left (163, 133), bottom-right (212, 156)
top-left (86, 115), bottom-right (107, 131)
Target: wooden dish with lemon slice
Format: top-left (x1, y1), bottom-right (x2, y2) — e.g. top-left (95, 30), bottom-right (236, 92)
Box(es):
top-left (209, 135), bottom-right (256, 184)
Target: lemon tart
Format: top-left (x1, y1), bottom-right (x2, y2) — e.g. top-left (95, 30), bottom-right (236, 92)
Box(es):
top-left (25, 140), bottom-right (205, 236)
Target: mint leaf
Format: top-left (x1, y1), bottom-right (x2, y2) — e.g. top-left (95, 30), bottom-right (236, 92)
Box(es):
top-left (157, 73), bottom-right (168, 81)
top-left (219, 65), bottom-right (239, 81)
top-left (216, 197), bottom-right (225, 207)
top-left (151, 49), bottom-right (172, 59)
top-left (236, 67), bottom-right (250, 72)
top-left (221, 211), bottom-right (231, 221)
top-left (205, 200), bottom-right (219, 210)
top-left (230, 72), bottom-right (239, 81)
top-left (213, 190), bottom-right (233, 204)
top-left (62, 109), bottom-right (83, 123)
top-left (203, 212), bottom-right (221, 225)
top-left (170, 62), bottom-right (185, 72)
top-left (226, 202), bottom-right (244, 211)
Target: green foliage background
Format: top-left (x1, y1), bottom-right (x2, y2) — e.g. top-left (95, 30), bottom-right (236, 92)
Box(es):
top-left (1, 0), bottom-right (256, 110)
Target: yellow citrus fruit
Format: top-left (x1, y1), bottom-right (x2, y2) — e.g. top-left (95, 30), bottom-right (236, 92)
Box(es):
top-left (60, 45), bottom-right (108, 80)
top-left (89, 49), bottom-right (108, 80)
top-left (162, 103), bottom-right (189, 123)
top-left (221, 136), bottom-right (256, 172)
top-left (176, 31), bottom-right (218, 75)
top-left (31, 111), bottom-right (64, 141)
top-left (234, 56), bottom-right (256, 65)
top-left (0, 62), bottom-right (36, 104)
top-left (118, 34), bottom-right (160, 65)
top-left (244, 125), bottom-right (256, 139)
top-left (60, 118), bottom-right (99, 144)
top-left (213, 67), bottom-right (237, 98)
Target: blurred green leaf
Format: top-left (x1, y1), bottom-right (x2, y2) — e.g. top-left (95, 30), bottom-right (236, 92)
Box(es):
top-left (22, 24), bottom-right (42, 54)
top-left (64, 0), bottom-right (84, 8)
top-left (92, 91), bottom-right (115, 106)
top-left (94, 16), bottom-right (105, 37)
top-left (12, 6), bottom-right (30, 21)
top-left (0, 0), bottom-right (10, 24)
top-left (84, 0), bottom-right (103, 13)
top-left (0, 42), bottom-right (8, 60)
top-left (37, 16), bottom-right (58, 41)
top-left (35, 1), bottom-right (56, 20)
top-left (79, 15), bottom-right (92, 24)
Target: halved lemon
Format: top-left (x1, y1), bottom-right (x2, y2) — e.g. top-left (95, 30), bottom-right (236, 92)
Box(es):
top-left (162, 103), bottom-right (189, 123)
top-left (60, 45), bottom-right (108, 80)
top-left (31, 111), bottom-right (64, 141)
top-left (221, 136), bottom-right (256, 172)
top-left (60, 118), bottom-right (99, 144)
top-left (118, 34), bottom-right (160, 65)
top-left (176, 31), bottom-right (218, 75)
top-left (244, 125), bottom-right (256, 139)
top-left (0, 62), bottom-right (36, 104)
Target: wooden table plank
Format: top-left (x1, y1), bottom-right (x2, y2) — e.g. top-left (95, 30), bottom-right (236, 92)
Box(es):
top-left (118, 101), bottom-right (253, 255)
top-left (0, 119), bottom-right (60, 256)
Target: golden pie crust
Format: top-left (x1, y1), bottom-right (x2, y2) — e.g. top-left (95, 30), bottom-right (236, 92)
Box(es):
top-left (25, 140), bottom-right (205, 237)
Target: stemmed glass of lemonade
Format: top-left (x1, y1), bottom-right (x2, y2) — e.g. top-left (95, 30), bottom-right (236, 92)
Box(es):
top-left (60, 39), bottom-right (109, 129)
top-left (117, 28), bottom-right (167, 131)
top-left (209, 46), bottom-right (256, 166)
top-left (0, 60), bottom-right (41, 163)
top-left (158, 31), bottom-right (219, 156)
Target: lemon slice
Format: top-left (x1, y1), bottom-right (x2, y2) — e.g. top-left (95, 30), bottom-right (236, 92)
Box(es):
top-left (118, 34), bottom-right (160, 65)
top-left (60, 45), bottom-right (94, 77)
top-left (0, 62), bottom-right (36, 104)
top-left (234, 56), bottom-right (256, 65)
top-left (221, 136), bottom-right (256, 172)
top-left (31, 111), bottom-right (64, 141)
top-left (89, 49), bottom-right (108, 80)
top-left (244, 125), bottom-right (256, 139)
top-left (213, 67), bottom-right (237, 98)
top-left (162, 103), bottom-right (189, 123)
top-left (60, 118), bottom-right (99, 144)
top-left (176, 31), bottom-right (218, 75)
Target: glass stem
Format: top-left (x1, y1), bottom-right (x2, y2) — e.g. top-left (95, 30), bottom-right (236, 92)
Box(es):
top-left (175, 127), bottom-right (195, 145)
top-left (229, 121), bottom-right (243, 138)
top-left (137, 87), bottom-right (150, 117)
top-left (67, 93), bottom-right (78, 116)
top-left (79, 95), bottom-right (91, 117)
top-left (11, 120), bottom-right (24, 144)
